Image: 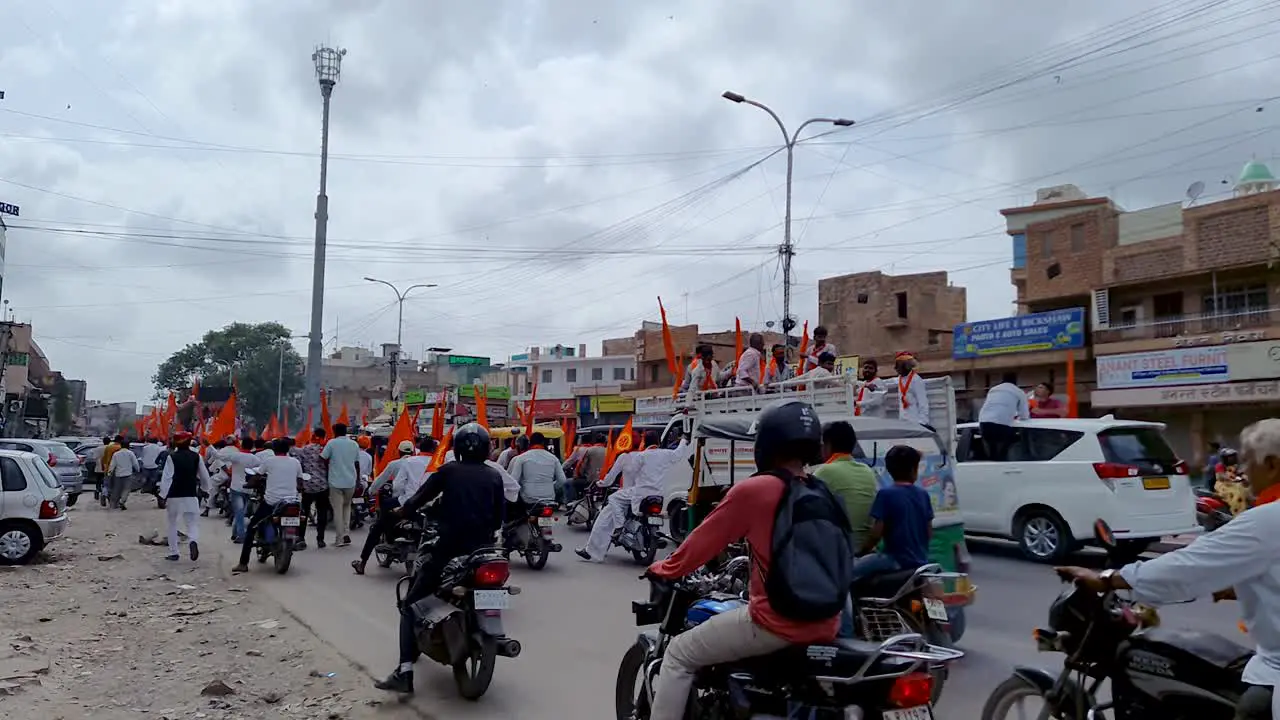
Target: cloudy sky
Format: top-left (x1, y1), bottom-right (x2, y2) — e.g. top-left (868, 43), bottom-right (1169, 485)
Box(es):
top-left (1, 0), bottom-right (1277, 403)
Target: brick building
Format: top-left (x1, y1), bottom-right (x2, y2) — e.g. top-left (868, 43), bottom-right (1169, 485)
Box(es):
top-left (818, 270), bottom-right (967, 365)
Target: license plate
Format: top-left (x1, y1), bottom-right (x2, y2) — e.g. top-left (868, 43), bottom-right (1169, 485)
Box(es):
top-left (923, 598), bottom-right (948, 622)
top-left (473, 589), bottom-right (509, 611)
top-left (884, 707), bottom-right (932, 720)
top-left (537, 517), bottom-right (554, 526)
top-left (647, 516), bottom-right (664, 525)
top-left (279, 517), bottom-right (301, 527)
top-left (352, 497), bottom-right (365, 505)
top-left (1142, 476), bottom-right (1171, 490)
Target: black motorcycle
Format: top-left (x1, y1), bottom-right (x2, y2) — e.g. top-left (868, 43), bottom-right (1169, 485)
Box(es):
top-left (372, 488), bottom-right (428, 575)
top-left (610, 494), bottom-right (667, 565)
top-left (616, 572), bottom-right (962, 719)
top-left (980, 518), bottom-right (1253, 719)
top-left (566, 482), bottom-right (612, 530)
top-left (242, 470), bottom-right (303, 575)
top-left (502, 500), bottom-right (563, 570)
top-left (350, 479), bottom-right (370, 530)
top-left (398, 545), bottom-right (523, 701)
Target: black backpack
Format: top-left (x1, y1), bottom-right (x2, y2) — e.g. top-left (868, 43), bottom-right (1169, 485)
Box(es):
top-left (764, 469), bottom-right (854, 621)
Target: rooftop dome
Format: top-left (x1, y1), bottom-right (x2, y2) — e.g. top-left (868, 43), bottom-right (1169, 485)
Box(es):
top-left (1239, 160), bottom-right (1276, 185)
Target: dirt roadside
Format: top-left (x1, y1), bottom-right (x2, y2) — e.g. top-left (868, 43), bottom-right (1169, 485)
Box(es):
top-left (0, 498), bottom-right (421, 720)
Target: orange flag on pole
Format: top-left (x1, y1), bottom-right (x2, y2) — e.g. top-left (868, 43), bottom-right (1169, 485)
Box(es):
top-left (209, 393), bottom-right (238, 441)
top-left (320, 392), bottom-right (333, 436)
top-left (561, 418), bottom-right (575, 457)
top-left (336, 401), bottom-right (350, 429)
top-left (427, 427), bottom-right (454, 472)
top-left (376, 408), bottom-right (414, 476)
top-left (430, 400), bottom-right (444, 441)
top-left (475, 384), bottom-right (489, 430)
top-left (281, 407), bottom-right (290, 437)
top-left (797, 320), bottom-right (810, 373)
top-left (657, 296), bottom-right (678, 377)
top-left (295, 409), bottom-right (313, 447)
top-left (671, 353), bottom-right (686, 400)
top-left (599, 428), bottom-right (616, 481)
top-left (359, 405), bottom-right (368, 429)
top-left (603, 416), bottom-right (635, 486)
top-left (524, 382), bottom-right (539, 436)
top-left (265, 413), bottom-right (279, 440)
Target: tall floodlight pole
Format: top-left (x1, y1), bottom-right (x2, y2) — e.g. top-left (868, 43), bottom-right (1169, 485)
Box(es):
top-left (363, 278), bottom-right (437, 401)
top-left (304, 46), bottom-right (347, 417)
top-left (721, 91), bottom-right (853, 344)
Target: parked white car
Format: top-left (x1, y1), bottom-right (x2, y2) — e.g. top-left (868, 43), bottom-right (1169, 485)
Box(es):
top-left (955, 417), bottom-right (1199, 563)
top-left (0, 449), bottom-right (69, 565)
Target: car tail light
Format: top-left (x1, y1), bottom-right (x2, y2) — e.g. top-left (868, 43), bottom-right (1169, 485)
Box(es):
top-left (538, 505), bottom-right (555, 518)
top-left (887, 672), bottom-right (933, 708)
top-left (473, 561), bottom-right (510, 588)
top-left (1173, 459), bottom-right (1189, 475)
top-left (38, 500), bottom-right (59, 519)
top-left (47, 453), bottom-right (57, 467)
top-left (644, 500), bottom-right (663, 516)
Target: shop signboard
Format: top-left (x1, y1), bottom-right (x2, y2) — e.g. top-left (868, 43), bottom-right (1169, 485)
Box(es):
top-left (1092, 379), bottom-right (1280, 408)
top-left (529, 398), bottom-right (577, 418)
top-left (952, 307), bottom-right (1085, 359)
top-left (589, 395), bottom-right (635, 413)
top-left (1226, 341), bottom-right (1280, 382)
top-left (402, 390), bottom-right (442, 405)
top-left (458, 384), bottom-right (511, 400)
top-left (448, 354), bottom-right (490, 366)
top-left (1096, 347), bottom-right (1229, 389)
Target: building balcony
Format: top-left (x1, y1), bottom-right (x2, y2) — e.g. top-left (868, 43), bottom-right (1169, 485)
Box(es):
top-left (1094, 307), bottom-right (1279, 345)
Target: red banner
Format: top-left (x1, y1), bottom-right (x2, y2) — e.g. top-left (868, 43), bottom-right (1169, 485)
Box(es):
top-left (529, 399), bottom-right (577, 418)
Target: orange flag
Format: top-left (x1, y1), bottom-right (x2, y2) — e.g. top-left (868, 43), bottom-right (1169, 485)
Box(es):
top-left (336, 401), bottom-right (350, 429)
top-left (599, 428), bottom-right (616, 481)
top-left (209, 393), bottom-right (238, 441)
top-left (162, 392), bottom-right (177, 434)
top-left (603, 417), bottom-right (635, 486)
top-left (359, 405), bottom-right (368, 428)
top-left (427, 426), bottom-right (454, 472)
top-left (320, 392), bottom-right (333, 436)
top-left (671, 353), bottom-right (685, 400)
top-left (561, 418), bottom-right (575, 457)
top-left (797, 320), bottom-right (810, 373)
top-left (376, 409), bottom-right (414, 476)
top-left (281, 407), bottom-right (290, 437)
top-left (295, 408), bottom-right (313, 447)
top-left (734, 317), bottom-right (743, 369)
top-left (265, 413), bottom-right (279, 440)
top-left (657, 296), bottom-right (678, 376)
top-left (475, 384), bottom-right (489, 430)
top-left (524, 382), bottom-right (539, 436)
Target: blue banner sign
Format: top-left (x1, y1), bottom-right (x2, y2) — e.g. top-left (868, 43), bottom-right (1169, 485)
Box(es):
top-left (953, 307), bottom-right (1085, 359)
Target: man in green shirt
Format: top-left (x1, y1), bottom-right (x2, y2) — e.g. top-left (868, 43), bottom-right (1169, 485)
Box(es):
top-left (815, 420), bottom-right (879, 548)
top-left (815, 420), bottom-right (880, 638)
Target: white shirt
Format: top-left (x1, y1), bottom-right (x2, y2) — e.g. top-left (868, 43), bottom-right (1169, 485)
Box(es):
top-left (795, 366), bottom-right (838, 387)
top-left (1120, 500), bottom-right (1280, 692)
top-left (257, 453), bottom-right (304, 505)
top-left (802, 341), bottom-right (837, 374)
top-left (392, 455), bottom-right (432, 504)
top-left (139, 442), bottom-right (165, 470)
top-left (108, 448), bottom-right (139, 477)
top-left (603, 440), bottom-right (695, 499)
top-left (497, 447), bottom-right (516, 469)
top-left (896, 371), bottom-right (931, 427)
top-left (370, 456), bottom-right (407, 496)
top-left (978, 383), bottom-right (1031, 425)
top-left (508, 448), bottom-right (566, 503)
top-left (219, 447), bottom-right (261, 493)
top-left (358, 450), bottom-right (373, 479)
top-left (159, 449), bottom-right (212, 497)
top-left (255, 449), bottom-right (275, 461)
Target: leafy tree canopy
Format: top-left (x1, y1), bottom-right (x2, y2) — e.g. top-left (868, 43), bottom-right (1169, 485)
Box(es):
top-left (152, 322), bottom-right (305, 428)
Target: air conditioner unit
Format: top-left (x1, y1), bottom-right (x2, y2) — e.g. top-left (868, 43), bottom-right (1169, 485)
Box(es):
top-left (1091, 289), bottom-right (1111, 329)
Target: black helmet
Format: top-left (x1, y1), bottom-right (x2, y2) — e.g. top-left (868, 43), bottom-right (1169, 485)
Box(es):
top-left (1221, 447), bottom-right (1239, 465)
top-left (453, 423), bottom-right (491, 463)
top-left (751, 399), bottom-right (822, 472)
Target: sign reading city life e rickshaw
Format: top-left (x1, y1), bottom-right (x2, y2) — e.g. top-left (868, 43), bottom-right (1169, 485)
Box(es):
top-left (952, 307), bottom-right (1085, 359)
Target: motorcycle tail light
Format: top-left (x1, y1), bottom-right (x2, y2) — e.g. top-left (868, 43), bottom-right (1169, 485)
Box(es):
top-left (644, 501), bottom-right (663, 516)
top-left (281, 504), bottom-right (301, 517)
top-left (539, 505), bottom-right (555, 518)
top-left (887, 672), bottom-right (933, 709)
top-left (38, 500), bottom-right (59, 519)
top-left (473, 561), bottom-right (510, 588)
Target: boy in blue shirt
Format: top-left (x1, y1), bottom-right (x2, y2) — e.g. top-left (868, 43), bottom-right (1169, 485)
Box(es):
top-left (852, 444), bottom-right (933, 580)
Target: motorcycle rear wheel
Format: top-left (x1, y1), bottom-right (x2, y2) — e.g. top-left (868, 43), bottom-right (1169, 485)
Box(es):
top-left (980, 675), bottom-right (1059, 720)
top-left (525, 529), bottom-right (550, 570)
top-left (614, 642), bottom-right (651, 720)
top-left (631, 527), bottom-right (658, 566)
top-left (273, 541), bottom-right (293, 574)
top-left (452, 635), bottom-right (497, 701)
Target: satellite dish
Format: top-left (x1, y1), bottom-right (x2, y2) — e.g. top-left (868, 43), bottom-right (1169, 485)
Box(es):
top-left (1186, 180), bottom-right (1205, 205)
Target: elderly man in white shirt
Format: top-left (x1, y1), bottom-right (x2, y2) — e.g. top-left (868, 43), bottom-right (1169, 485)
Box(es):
top-left (577, 430), bottom-right (695, 562)
top-left (978, 371), bottom-right (1030, 461)
top-left (1056, 418), bottom-right (1280, 719)
top-left (734, 334), bottom-right (766, 390)
top-left (893, 351), bottom-right (931, 430)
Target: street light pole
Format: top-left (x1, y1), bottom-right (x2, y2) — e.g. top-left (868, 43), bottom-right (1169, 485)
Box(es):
top-left (721, 91), bottom-right (853, 344)
top-left (363, 277), bottom-right (437, 402)
top-left (305, 46), bottom-right (347, 419)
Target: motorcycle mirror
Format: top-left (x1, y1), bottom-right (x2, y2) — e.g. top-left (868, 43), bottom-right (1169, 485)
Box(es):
top-left (1093, 518), bottom-right (1116, 549)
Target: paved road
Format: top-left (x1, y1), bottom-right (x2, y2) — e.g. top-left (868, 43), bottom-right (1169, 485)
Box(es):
top-left (209, 519), bottom-right (1249, 719)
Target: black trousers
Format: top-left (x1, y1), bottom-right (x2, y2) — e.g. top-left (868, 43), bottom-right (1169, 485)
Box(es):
top-left (359, 498), bottom-right (401, 562)
top-left (238, 500), bottom-right (278, 566)
top-left (300, 490), bottom-right (331, 540)
top-left (980, 421), bottom-right (1018, 461)
top-left (398, 537), bottom-right (488, 665)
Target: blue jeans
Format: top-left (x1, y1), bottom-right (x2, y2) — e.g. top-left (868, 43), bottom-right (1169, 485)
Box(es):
top-left (230, 490), bottom-right (252, 541)
top-left (840, 554), bottom-right (901, 638)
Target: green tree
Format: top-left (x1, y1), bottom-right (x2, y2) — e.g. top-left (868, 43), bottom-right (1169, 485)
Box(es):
top-left (152, 322), bottom-right (305, 429)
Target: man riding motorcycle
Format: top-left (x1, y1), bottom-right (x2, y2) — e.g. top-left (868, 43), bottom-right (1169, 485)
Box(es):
top-left (231, 438), bottom-right (305, 574)
top-left (643, 399), bottom-right (844, 720)
top-left (374, 423), bottom-right (507, 695)
top-left (576, 429), bottom-right (693, 563)
top-left (352, 437), bottom-right (437, 575)
top-left (507, 431), bottom-right (564, 518)
top-left (1057, 418), bottom-right (1280, 720)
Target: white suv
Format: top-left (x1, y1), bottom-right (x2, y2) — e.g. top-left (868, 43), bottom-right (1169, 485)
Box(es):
top-left (955, 417), bottom-right (1199, 563)
top-left (0, 449), bottom-right (69, 565)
